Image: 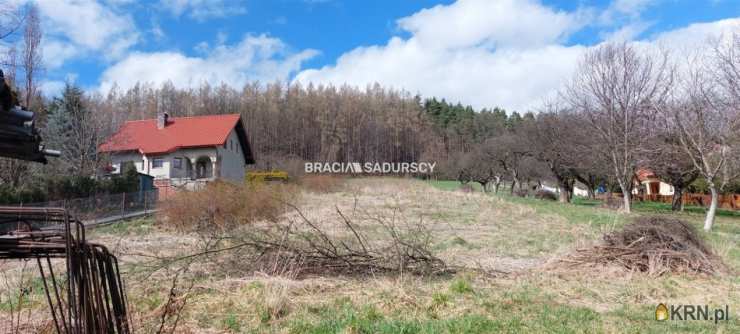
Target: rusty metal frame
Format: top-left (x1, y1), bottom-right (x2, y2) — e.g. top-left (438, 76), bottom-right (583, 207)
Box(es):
top-left (0, 206), bottom-right (131, 333)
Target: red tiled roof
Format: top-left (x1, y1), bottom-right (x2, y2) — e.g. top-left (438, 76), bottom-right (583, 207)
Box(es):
top-left (636, 168), bottom-right (657, 182)
top-left (99, 114), bottom-right (253, 163)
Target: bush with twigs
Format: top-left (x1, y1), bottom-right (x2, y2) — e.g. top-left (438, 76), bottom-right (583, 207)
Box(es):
top-left (158, 181), bottom-right (296, 231)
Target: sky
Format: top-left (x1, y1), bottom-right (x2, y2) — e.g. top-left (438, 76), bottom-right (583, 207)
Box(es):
top-left (5, 0), bottom-right (740, 112)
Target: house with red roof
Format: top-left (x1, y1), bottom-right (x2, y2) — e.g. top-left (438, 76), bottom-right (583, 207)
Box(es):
top-left (632, 169), bottom-right (674, 196)
top-left (99, 113), bottom-right (254, 187)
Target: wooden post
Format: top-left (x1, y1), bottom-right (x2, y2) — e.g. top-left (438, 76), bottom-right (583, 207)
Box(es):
top-left (143, 190), bottom-right (147, 214)
top-left (121, 193), bottom-right (126, 217)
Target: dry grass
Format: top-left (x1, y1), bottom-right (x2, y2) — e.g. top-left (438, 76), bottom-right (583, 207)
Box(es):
top-left (297, 175), bottom-right (345, 194)
top-left (3, 177), bottom-right (738, 332)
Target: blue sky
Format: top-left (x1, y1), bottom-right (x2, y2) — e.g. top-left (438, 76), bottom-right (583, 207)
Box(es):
top-left (8, 0), bottom-right (740, 111)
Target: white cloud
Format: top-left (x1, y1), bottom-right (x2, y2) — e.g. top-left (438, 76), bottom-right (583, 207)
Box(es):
top-left (600, 20), bottom-right (653, 42)
top-left (42, 40), bottom-right (79, 69)
top-left (395, 0), bottom-right (591, 50)
top-left (99, 34), bottom-right (319, 93)
top-left (150, 19), bottom-right (166, 41)
top-left (599, 0), bottom-right (655, 23)
top-left (159, 0), bottom-right (246, 21)
top-left (295, 0), bottom-right (740, 112)
top-left (597, 0), bottom-right (656, 41)
top-left (39, 80), bottom-right (66, 96)
top-left (296, 0), bottom-right (591, 111)
top-left (651, 18), bottom-right (740, 51)
top-left (34, 0), bottom-right (140, 68)
top-left (37, 0), bottom-right (138, 53)
top-left (39, 73), bottom-right (75, 96)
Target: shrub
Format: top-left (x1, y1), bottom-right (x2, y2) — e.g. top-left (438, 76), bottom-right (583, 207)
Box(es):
top-left (0, 185), bottom-right (47, 204)
top-left (44, 166), bottom-right (139, 201)
top-left (159, 181), bottom-right (296, 232)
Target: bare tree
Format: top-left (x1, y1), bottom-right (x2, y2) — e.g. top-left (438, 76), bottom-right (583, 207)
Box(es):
top-left (21, 4), bottom-right (41, 108)
top-left (524, 104), bottom-right (581, 202)
top-left (484, 133), bottom-right (531, 194)
top-left (670, 35), bottom-right (740, 230)
top-left (565, 43), bottom-right (673, 213)
top-left (457, 145), bottom-right (503, 192)
top-left (712, 31), bottom-right (740, 108)
top-left (643, 126), bottom-right (698, 211)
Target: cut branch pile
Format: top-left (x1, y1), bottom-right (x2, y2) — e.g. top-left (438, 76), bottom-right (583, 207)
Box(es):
top-left (565, 216), bottom-right (724, 276)
top-left (238, 205), bottom-right (449, 277)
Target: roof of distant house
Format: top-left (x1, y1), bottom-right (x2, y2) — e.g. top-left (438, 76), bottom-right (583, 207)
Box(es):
top-left (99, 113), bottom-right (254, 163)
top-left (636, 168), bottom-right (658, 182)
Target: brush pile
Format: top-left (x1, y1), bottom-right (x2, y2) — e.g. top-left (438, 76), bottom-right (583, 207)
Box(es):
top-left (567, 216), bottom-right (723, 276)
top-left (237, 205), bottom-right (449, 277)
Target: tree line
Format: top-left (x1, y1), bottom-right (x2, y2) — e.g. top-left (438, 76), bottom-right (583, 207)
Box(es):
top-left (451, 38), bottom-right (740, 231)
top-left (1, 3), bottom-right (738, 230)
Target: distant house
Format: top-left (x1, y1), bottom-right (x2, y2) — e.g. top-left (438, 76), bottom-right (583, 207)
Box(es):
top-left (99, 113), bottom-right (254, 189)
top-left (633, 169), bottom-right (674, 196)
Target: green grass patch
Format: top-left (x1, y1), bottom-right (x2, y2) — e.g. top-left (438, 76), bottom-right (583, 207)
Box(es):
top-left (286, 284), bottom-right (607, 334)
top-left (90, 217), bottom-right (155, 236)
top-left (426, 180), bottom-right (485, 192)
top-left (449, 277), bottom-right (474, 295)
top-left (0, 275), bottom-right (49, 312)
top-left (496, 192), bottom-right (626, 229)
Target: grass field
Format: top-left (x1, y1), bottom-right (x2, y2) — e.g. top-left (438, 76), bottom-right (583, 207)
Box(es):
top-left (2, 177), bottom-right (738, 333)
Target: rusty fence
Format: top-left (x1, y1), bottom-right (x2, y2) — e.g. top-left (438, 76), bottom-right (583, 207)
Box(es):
top-left (12, 189), bottom-right (160, 225)
top-left (606, 193), bottom-right (740, 210)
top-left (634, 193), bottom-right (740, 210)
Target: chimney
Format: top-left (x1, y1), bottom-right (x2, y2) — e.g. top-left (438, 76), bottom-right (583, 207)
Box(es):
top-left (157, 112), bottom-right (169, 129)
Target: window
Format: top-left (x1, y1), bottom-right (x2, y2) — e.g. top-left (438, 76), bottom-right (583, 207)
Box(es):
top-left (173, 158), bottom-right (182, 169)
top-left (152, 158), bottom-right (164, 168)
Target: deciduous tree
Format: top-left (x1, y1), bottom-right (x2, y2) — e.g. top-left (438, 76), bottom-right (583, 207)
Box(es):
top-left (565, 43), bottom-right (673, 213)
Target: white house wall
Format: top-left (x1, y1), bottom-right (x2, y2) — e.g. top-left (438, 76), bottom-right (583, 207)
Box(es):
top-left (634, 180), bottom-right (675, 196)
top-left (658, 182), bottom-right (674, 196)
top-left (109, 152), bottom-right (146, 174)
top-left (144, 155), bottom-right (171, 179)
top-left (216, 129), bottom-right (247, 182)
top-left (109, 146), bottom-right (245, 183)
top-left (573, 186), bottom-right (589, 197)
